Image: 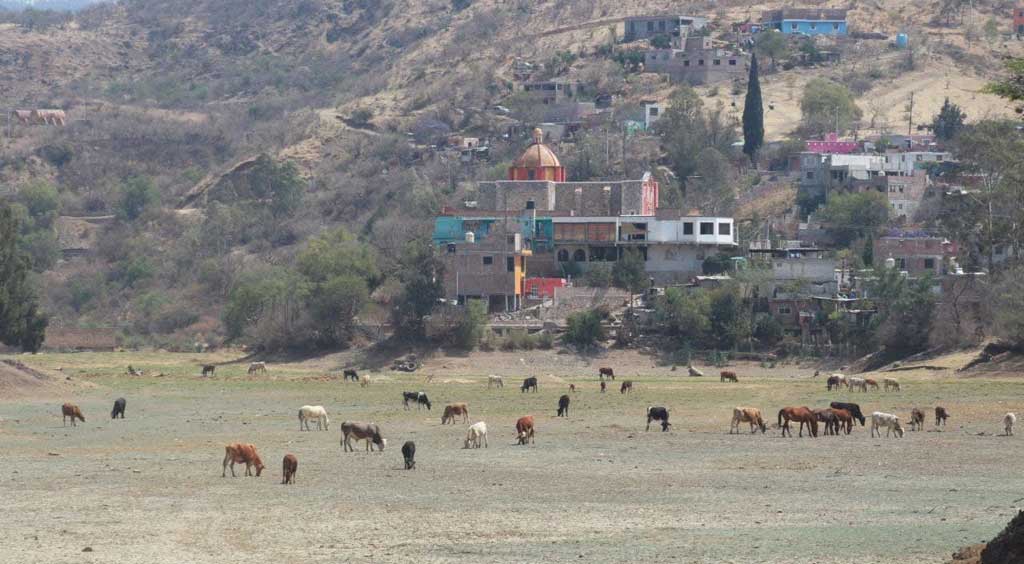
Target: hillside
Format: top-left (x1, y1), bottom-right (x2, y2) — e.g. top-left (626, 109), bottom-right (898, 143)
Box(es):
top-left (0, 0), bottom-right (1021, 347)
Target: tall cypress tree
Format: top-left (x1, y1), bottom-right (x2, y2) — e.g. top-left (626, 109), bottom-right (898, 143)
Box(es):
top-left (742, 53), bottom-right (765, 164)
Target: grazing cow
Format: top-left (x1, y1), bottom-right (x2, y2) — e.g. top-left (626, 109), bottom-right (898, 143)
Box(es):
top-left (222, 443), bottom-right (265, 477)
top-left (935, 406), bottom-right (949, 427)
top-left (343, 369), bottom-right (359, 382)
top-left (830, 408), bottom-right (854, 435)
top-left (62, 403), bottom-right (85, 426)
top-left (646, 406), bottom-right (671, 432)
top-left (515, 416), bottom-right (535, 445)
top-left (12, 110), bottom-right (32, 124)
top-left (402, 441), bottom-right (416, 469)
top-left (865, 378), bottom-right (879, 390)
top-left (730, 407), bottom-right (766, 434)
top-left (688, 365), bottom-right (704, 377)
top-left (598, 367), bottom-right (615, 380)
top-left (465, 422), bottom-right (488, 449)
top-left (298, 405), bottom-right (329, 431)
top-left (110, 397), bottom-right (126, 419)
top-left (847, 377), bottom-right (868, 392)
top-left (360, 374), bottom-right (372, 387)
top-left (201, 364), bottom-right (216, 377)
top-left (870, 412), bottom-right (904, 438)
top-left (31, 109), bottom-right (66, 125)
top-left (813, 408), bottom-right (840, 436)
top-left (487, 375), bottom-right (503, 388)
top-left (600, 381), bottom-right (606, 393)
top-left (441, 403), bottom-right (469, 425)
top-left (826, 375), bottom-right (842, 391)
top-left (830, 402), bottom-right (866, 426)
top-left (778, 406), bottom-right (819, 437)
top-left (620, 380), bottom-right (634, 394)
top-left (884, 378), bottom-right (900, 392)
top-left (909, 408), bottom-right (926, 431)
top-left (556, 394), bottom-right (570, 417)
top-left (247, 362), bottom-right (267, 375)
top-left (1005, 413), bottom-right (1017, 436)
top-left (569, 384), bottom-right (576, 393)
top-left (720, 371), bottom-right (738, 383)
top-left (340, 421), bottom-right (386, 452)
top-left (402, 391), bottom-right (431, 410)
top-left (521, 377), bottom-right (538, 393)
top-left (830, 374), bottom-right (848, 388)
top-left (282, 454), bottom-right (298, 484)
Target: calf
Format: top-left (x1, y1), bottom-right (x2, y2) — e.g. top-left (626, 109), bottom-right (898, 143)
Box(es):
top-left (340, 421), bottom-right (386, 452)
top-left (515, 416), bottom-right (535, 445)
top-left (521, 377), bottom-right (538, 393)
top-left (402, 441), bottom-right (416, 469)
top-left (359, 374), bottom-right (372, 387)
top-left (343, 369), bottom-right (359, 382)
top-left (935, 406), bottom-right (950, 427)
top-left (720, 371), bottom-right (738, 383)
top-left (600, 381), bottom-right (606, 393)
top-left (870, 412), bottom-right (904, 438)
top-left (830, 402), bottom-right (866, 426)
top-left (909, 408), bottom-right (926, 431)
top-left (201, 364), bottom-right (215, 377)
top-left (646, 406), bottom-right (671, 432)
top-left (598, 367), bottom-right (614, 380)
top-left (62, 403), bottom-right (85, 427)
top-left (620, 380), bottom-right (633, 394)
top-left (569, 384), bottom-right (576, 393)
top-left (110, 397), bottom-right (126, 419)
top-left (556, 394), bottom-right (570, 417)
top-left (282, 454), bottom-right (298, 484)
top-left (465, 422), bottom-right (488, 448)
top-left (441, 403), bottom-right (469, 424)
top-left (222, 443), bottom-right (265, 477)
top-left (1005, 412), bottom-right (1017, 436)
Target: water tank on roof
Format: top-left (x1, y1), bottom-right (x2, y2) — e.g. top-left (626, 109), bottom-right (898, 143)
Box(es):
top-left (885, 256), bottom-right (896, 269)
top-left (465, 231), bottom-right (475, 243)
top-left (896, 33), bottom-right (908, 48)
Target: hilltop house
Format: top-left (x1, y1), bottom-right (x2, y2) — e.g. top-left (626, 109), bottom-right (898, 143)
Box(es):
top-left (873, 232), bottom-right (958, 277)
top-left (624, 15), bottom-right (708, 42)
top-left (643, 36), bottom-right (749, 85)
top-left (762, 8), bottom-right (848, 36)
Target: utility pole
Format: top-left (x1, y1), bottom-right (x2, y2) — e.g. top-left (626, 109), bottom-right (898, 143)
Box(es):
top-left (906, 91), bottom-right (915, 135)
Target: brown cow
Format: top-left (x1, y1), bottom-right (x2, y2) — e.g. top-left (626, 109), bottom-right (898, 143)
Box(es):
top-left (830, 408), bottom-right (854, 435)
top-left (730, 407), bottom-right (766, 434)
top-left (935, 406), bottom-right (950, 427)
top-left (340, 421), bottom-right (386, 452)
top-left (620, 380), bottom-right (633, 394)
top-left (62, 403), bottom-right (85, 427)
top-left (516, 415), bottom-right (535, 445)
top-left (222, 443), bottom-right (264, 477)
top-left (598, 367), bottom-right (615, 380)
top-left (281, 454), bottom-right (297, 484)
top-left (909, 408), bottom-right (926, 431)
top-left (441, 403), bottom-right (469, 424)
top-left (865, 378), bottom-right (880, 390)
top-left (778, 406), bottom-right (818, 437)
top-left (720, 371), bottom-right (738, 383)
top-left (600, 381), bottom-right (606, 393)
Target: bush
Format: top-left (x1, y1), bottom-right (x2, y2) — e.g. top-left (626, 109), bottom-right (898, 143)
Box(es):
top-left (582, 263), bottom-right (612, 287)
top-left (117, 176), bottom-right (160, 221)
top-left (450, 299), bottom-right (487, 350)
top-left (564, 308), bottom-right (606, 349)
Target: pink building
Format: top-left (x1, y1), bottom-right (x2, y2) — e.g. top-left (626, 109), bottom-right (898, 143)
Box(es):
top-left (805, 133), bottom-right (858, 154)
top-left (524, 277), bottom-right (567, 299)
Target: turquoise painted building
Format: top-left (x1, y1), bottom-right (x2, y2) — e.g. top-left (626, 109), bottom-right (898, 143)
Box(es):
top-left (762, 8), bottom-right (848, 36)
top-left (433, 215), bottom-right (554, 253)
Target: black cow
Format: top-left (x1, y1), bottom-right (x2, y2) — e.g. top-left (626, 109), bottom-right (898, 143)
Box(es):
top-left (830, 401), bottom-right (866, 426)
top-left (343, 369), bottom-right (359, 382)
top-left (646, 406), bottom-right (671, 432)
top-left (401, 441), bottom-right (416, 470)
top-left (521, 377), bottom-right (538, 393)
top-left (110, 397), bottom-right (126, 419)
top-left (826, 375), bottom-right (842, 391)
top-left (556, 394), bottom-right (570, 417)
top-left (402, 391), bottom-right (431, 410)
top-left (201, 364), bottom-right (215, 377)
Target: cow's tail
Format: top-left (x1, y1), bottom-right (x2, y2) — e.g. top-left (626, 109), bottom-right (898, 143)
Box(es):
top-left (777, 409), bottom-right (785, 427)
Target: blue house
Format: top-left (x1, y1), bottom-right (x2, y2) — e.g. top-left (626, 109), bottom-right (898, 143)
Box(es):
top-left (762, 8), bottom-right (848, 36)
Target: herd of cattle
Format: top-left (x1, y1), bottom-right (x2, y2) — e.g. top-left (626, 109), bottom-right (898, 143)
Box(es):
top-left (54, 365), bottom-right (1019, 483)
top-left (10, 109), bottom-right (66, 126)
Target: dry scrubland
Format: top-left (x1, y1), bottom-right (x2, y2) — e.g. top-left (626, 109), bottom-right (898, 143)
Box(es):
top-left (2, 350), bottom-right (1023, 563)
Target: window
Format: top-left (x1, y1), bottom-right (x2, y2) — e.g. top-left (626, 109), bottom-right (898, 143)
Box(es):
top-left (924, 258), bottom-right (935, 270)
top-left (810, 23), bottom-right (817, 30)
top-left (700, 222), bottom-right (714, 235)
top-left (833, 23), bottom-right (839, 30)
top-left (897, 204), bottom-right (903, 210)
top-left (683, 222), bottom-right (694, 235)
top-left (648, 107), bottom-right (659, 116)
top-left (447, 244), bottom-right (456, 254)
top-left (778, 306), bottom-right (792, 315)
top-left (718, 222), bottom-right (731, 236)
top-left (698, 59), bottom-right (705, 66)
top-left (806, 172), bottom-right (814, 179)
top-left (507, 257), bottom-right (515, 272)
top-left (897, 258), bottom-right (907, 270)
top-left (728, 59), bottom-right (737, 66)
top-left (482, 256), bottom-right (493, 265)
top-left (684, 60), bottom-right (690, 67)
top-left (647, 22), bottom-right (654, 32)
top-left (527, 170), bottom-right (535, 180)
top-left (791, 23), bottom-right (798, 31)
top-left (572, 249), bottom-right (586, 262)
top-left (713, 59), bottom-right (721, 66)
top-left (658, 21), bottom-right (666, 31)
top-left (588, 223), bottom-right (614, 242)
top-left (557, 249), bottom-right (569, 262)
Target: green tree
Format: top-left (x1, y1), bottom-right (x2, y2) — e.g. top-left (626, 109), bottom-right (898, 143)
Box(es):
top-left (223, 268), bottom-right (309, 343)
top-left (208, 155), bottom-right (304, 218)
top-left (869, 267), bottom-right (936, 358)
top-left (708, 286), bottom-right (742, 350)
top-left (931, 98), bottom-right (966, 142)
top-left (754, 30), bottom-right (789, 71)
top-left (691, 147), bottom-right (735, 214)
top-left (752, 313), bottom-right (783, 348)
top-left (656, 86), bottom-right (738, 195)
top-left (993, 265), bottom-right (1024, 347)
top-left (17, 181), bottom-right (60, 229)
top-left (307, 275), bottom-right (370, 347)
top-left (0, 204), bottom-right (48, 352)
top-left (117, 176), bottom-right (160, 221)
top-left (612, 249), bottom-right (649, 300)
top-left (984, 58), bottom-right (1024, 113)
top-left (296, 227), bottom-right (381, 287)
top-left (742, 53), bottom-right (765, 163)
top-left (450, 299), bottom-right (487, 349)
top-left (582, 263), bottom-right (612, 288)
top-left (799, 78), bottom-right (863, 137)
top-left (655, 287), bottom-right (710, 346)
top-left (563, 308), bottom-right (606, 349)
top-left (818, 191), bottom-right (889, 247)
top-left (392, 240), bottom-right (445, 340)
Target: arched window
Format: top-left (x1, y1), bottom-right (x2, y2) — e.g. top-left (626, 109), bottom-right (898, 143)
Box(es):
top-left (557, 249), bottom-right (569, 262)
top-left (572, 249), bottom-right (586, 262)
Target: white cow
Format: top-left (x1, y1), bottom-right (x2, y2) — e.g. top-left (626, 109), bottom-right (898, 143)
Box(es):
top-left (848, 377), bottom-right (867, 392)
top-left (464, 421), bottom-right (488, 448)
top-left (298, 405), bottom-right (329, 431)
top-left (871, 411), bottom-right (904, 438)
top-left (487, 375), bottom-right (503, 388)
top-left (248, 361), bottom-right (267, 375)
top-left (1005, 412), bottom-right (1017, 436)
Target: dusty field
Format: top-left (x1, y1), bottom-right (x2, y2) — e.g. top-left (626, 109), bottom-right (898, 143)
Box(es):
top-left (2, 350), bottom-right (1023, 564)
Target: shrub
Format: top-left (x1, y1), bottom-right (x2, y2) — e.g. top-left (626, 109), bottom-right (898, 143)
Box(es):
top-left (117, 176), bottom-right (160, 221)
top-left (564, 308), bottom-right (606, 349)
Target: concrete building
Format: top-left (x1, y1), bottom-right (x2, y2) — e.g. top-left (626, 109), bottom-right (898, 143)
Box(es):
top-left (873, 233), bottom-right (958, 277)
top-left (761, 8), bottom-right (848, 36)
top-left (882, 150), bottom-right (951, 176)
top-left (521, 81), bottom-right (586, 105)
top-left (643, 36), bottom-right (749, 85)
top-left (644, 102), bottom-right (664, 130)
top-left (439, 228), bottom-right (530, 312)
top-left (624, 15), bottom-right (708, 42)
